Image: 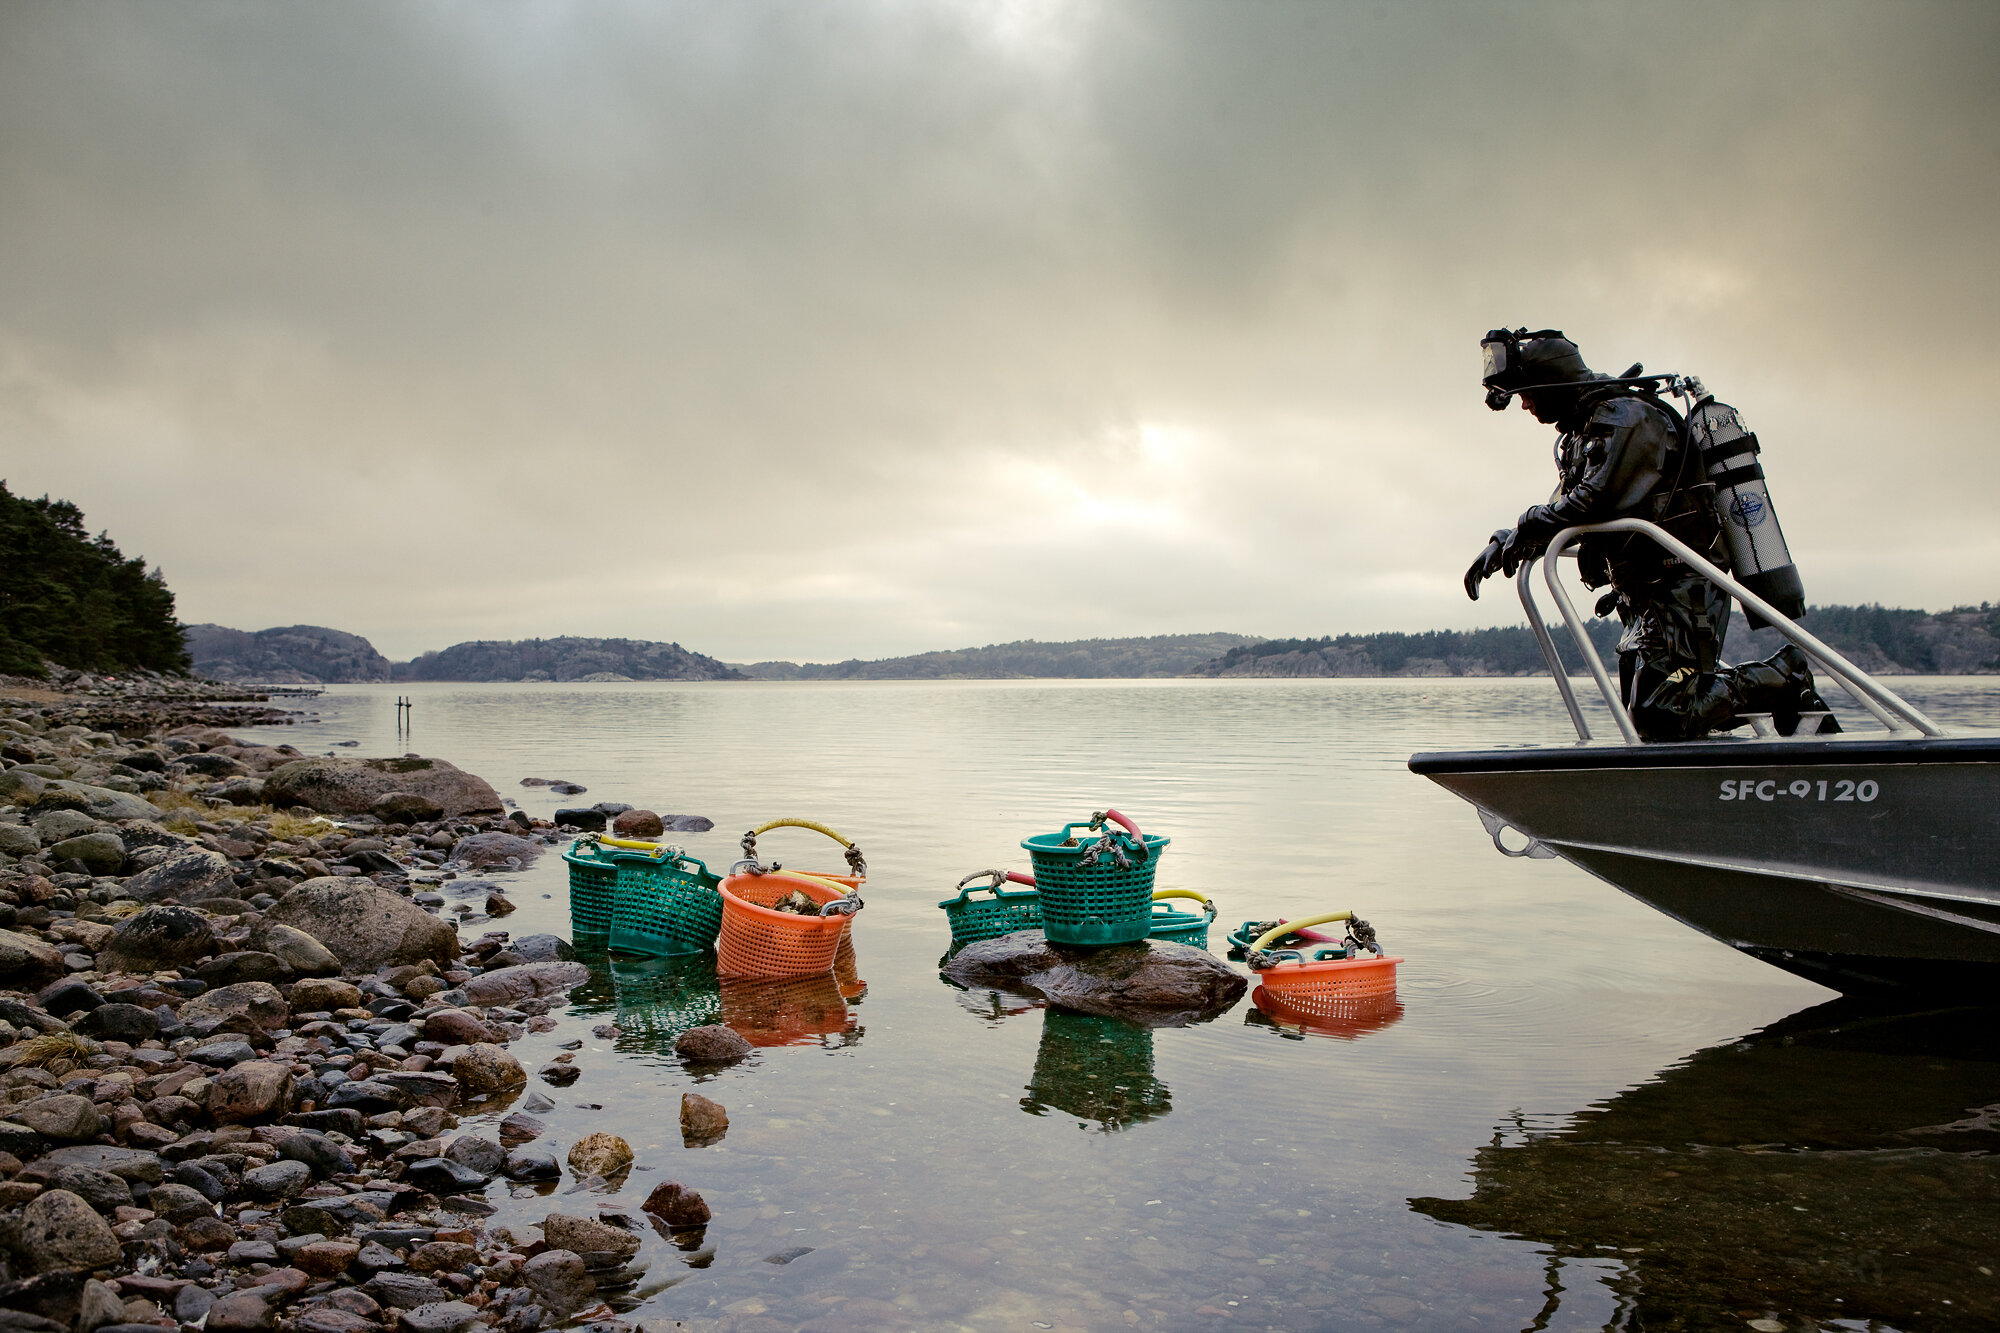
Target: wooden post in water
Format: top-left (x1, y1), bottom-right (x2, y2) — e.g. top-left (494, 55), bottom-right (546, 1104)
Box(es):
top-left (396, 695), bottom-right (413, 738)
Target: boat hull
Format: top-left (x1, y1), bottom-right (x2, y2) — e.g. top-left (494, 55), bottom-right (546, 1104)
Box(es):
top-left (1409, 736), bottom-right (2000, 993)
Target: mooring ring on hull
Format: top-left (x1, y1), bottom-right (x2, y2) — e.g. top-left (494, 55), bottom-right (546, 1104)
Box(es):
top-left (1478, 809), bottom-right (1558, 859)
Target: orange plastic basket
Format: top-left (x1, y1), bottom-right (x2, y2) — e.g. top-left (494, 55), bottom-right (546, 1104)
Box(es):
top-left (1255, 953), bottom-right (1402, 1005)
top-left (717, 871), bottom-right (859, 979)
top-left (1250, 984), bottom-right (1405, 1040)
top-left (1244, 912), bottom-right (1400, 1012)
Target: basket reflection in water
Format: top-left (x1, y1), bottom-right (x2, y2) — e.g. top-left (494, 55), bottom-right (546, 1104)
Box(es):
top-left (576, 934), bottom-right (865, 1057)
top-left (1021, 1010), bottom-right (1172, 1132)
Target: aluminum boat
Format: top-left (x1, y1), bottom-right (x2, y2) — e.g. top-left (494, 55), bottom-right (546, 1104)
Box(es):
top-left (1409, 518), bottom-right (2000, 994)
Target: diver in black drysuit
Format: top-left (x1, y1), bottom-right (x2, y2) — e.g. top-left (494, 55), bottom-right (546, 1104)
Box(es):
top-left (1462, 330), bottom-right (1833, 742)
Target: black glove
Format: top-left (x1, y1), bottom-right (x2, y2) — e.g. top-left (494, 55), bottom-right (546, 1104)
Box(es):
top-left (1594, 590), bottom-right (1620, 618)
top-left (1464, 530), bottom-right (1511, 601)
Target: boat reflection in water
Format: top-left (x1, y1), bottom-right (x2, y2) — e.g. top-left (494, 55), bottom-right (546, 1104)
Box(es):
top-left (1412, 1000), bottom-right (2000, 1329)
top-left (1245, 985), bottom-right (1404, 1041)
top-left (1021, 1010), bottom-right (1172, 1132)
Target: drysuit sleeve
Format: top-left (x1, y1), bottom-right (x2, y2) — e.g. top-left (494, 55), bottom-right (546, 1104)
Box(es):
top-left (1511, 399), bottom-right (1676, 552)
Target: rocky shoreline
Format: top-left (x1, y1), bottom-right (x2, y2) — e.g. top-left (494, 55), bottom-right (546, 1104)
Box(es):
top-left (0, 682), bottom-right (719, 1333)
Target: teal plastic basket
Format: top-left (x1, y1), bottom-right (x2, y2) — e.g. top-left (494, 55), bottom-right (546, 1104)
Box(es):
top-left (1146, 893), bottom-right (1215, 949)
top-left (604, 846), bottom-right (723, 957)
top-left (939, 872), bottom-right (1045, 946)
top-left (1020, 815), bottom-right (1169, 947)
top-left (561, 840), bottom-right (618, 939)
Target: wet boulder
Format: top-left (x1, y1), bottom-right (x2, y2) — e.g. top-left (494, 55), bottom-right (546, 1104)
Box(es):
top-left (263, 879), bottom-right (459, 969)
top-left (673, 1024), bottom-right (752, 1064)
top-left (446, 832), bottom-right (542, 870)
top-left (0, 929), bottom-right (67, 987)
top-left (47, 832), bottom-right (124, 875)
top-left (13, 1189), bottom-right (122, 1273)
top-left (369, 791), bottom-right (444, 825)
top-left (460, 961), bottom-right (589, 1007)
top-left (940, 932), bottom-right (1247, 1026)
top-left (121, 847), bottom-right (236, 905)
top-left (98, 904), bottom-right (216, 972)
top-left (248, 921), bottom-right (339, 976)
top-left (262, 756), bottom-right (502, 818)
top-left (180, 981), bottom-right (289, 1033)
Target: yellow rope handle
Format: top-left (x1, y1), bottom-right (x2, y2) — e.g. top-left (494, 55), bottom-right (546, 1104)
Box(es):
top-left (1151, 889), bottom-right (1211, 907)
top-left (746, 818), bottom-right (853, 848)
top-left (597, 836), bottom-right (667, 854)
top-left (1251, 912), bottom-right (1353, 954)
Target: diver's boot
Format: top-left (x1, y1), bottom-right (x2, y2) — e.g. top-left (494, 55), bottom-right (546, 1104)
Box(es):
top-left (1734, 645), bottom-right (1842, 736)
top-left (1630, 665), bottom-right (1738, 742)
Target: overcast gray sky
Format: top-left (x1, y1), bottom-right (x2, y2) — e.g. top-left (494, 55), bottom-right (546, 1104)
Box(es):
top-left (3, 1), bottom-right (1996, 662)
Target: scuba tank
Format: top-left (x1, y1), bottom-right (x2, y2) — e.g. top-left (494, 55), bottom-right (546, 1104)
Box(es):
top-left (1679, 380), bottom-right (1806, 629)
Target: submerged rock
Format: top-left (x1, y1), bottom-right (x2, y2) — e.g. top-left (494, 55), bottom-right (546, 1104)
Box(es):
top-left (940, 932), bottom-right (1247, 1026)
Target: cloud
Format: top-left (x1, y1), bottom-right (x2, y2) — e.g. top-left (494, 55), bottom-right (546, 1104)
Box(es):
top-left (2, 0), bottom-right (1995, 660)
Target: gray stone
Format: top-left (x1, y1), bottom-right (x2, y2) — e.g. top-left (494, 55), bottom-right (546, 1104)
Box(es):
top-left (940, 932), bottom-right (1248, 1026)
top-left (249, 922), bottom-right (339, 976)
top-left (446, 832), bottom-right (542, 870)
top-left (281, 1130), bottom-right (349, 1179)
top-left (42, 781), bottom-right (158, 822)
top-left (244, 1158), bottom-right (313, 1199)
top-left (33, 809), bottom-right (99, 842)
top-left (460, 961), bottom-right (589, 1007)
top-left (397, 1302), bottom-right (480, 1333)
top-left (400, 1157), bottom-right (488, 1194)
top-left (361, 1272), bottom-right (450, 1311)
top-left (502, 1144), bottom-right (560, 1181)
top-left (174, 1285), bottom-right (216, 1323)
top-left (205, 1290), bottom-right (275, 1333)
top-left (519, 1251), bottom-right (593, 1318)
top-left (193, 950), bottom-right (290, 986)
top-left (262, 757), bottom-right (502, 819)
top-left (70, 1003), bottom-right (156, 1043)
top-left (0, 929), bottom-right (66, 987)
top-left (14, 1094), bottom-right (102, 1141)
top-left (97, 904), bottom-right (216, 971)
top-left (263, 879), bottom-right (459, 969)
top-left (119, 847), bottom-right (234, 903)
top-left (0, 768), bottom-right (47, 805)
top-left (551, 809), bottom-right (604, 831)
top-left (180, 980), bottom-right (288, 1032)
top-left (542, 1213), bottom-right (639, 1261)
top-left (0, 823), bottom-right (39, 857)
top-left (145, 1181), bottom-right (214, 1223)
top-left (46, 1165), bottom-right (131, 1215)
top-left (189, 1037), bottom-right (258, 1067)
top-left (371, 791), bottom-right (445, 824)
top-left (443, 1135), bottom-right (503, 1177)
top-left (15, 1189), bottom-right (122, 1273)
top-left (75, 1278), bottom-right (125, 1333)
top-left (46, 832), bottom-right (124, 875)
top-left (34, 1145), bottom-right (163, 1183)
top-left (673, 1024), bottom-right (752, 1064)
top-left (449, 1043), bottom-right (524, 1096)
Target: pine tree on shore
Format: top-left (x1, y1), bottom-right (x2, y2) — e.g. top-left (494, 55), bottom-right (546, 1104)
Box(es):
top-left (0, 480), bottom-right (190, 677)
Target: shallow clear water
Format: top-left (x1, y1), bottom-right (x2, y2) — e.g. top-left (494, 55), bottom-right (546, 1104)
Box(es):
top-left (232, 677), bottom-right (2000, 1331)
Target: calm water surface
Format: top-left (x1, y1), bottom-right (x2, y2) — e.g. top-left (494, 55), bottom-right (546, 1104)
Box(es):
top-left (232, 678), bottom-right (2000, 1332)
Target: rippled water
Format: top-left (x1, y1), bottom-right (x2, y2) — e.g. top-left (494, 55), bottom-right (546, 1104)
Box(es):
top-left (232, 677), bottom-right (2000, 1331)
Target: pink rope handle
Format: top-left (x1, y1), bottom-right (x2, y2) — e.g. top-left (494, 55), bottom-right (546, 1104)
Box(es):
top-left (1096, 808), bottom-right (1144, 841)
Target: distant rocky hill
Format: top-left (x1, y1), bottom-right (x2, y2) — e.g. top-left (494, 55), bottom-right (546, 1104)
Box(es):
top-left (394, 637), bottom-right (744, 682)
top-left (184, 623), bottom-right (392, 683)
top-left (736, 633), bottom-right (1260, 680)
top-left (1199, 604), bottom-right (2000, 679)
